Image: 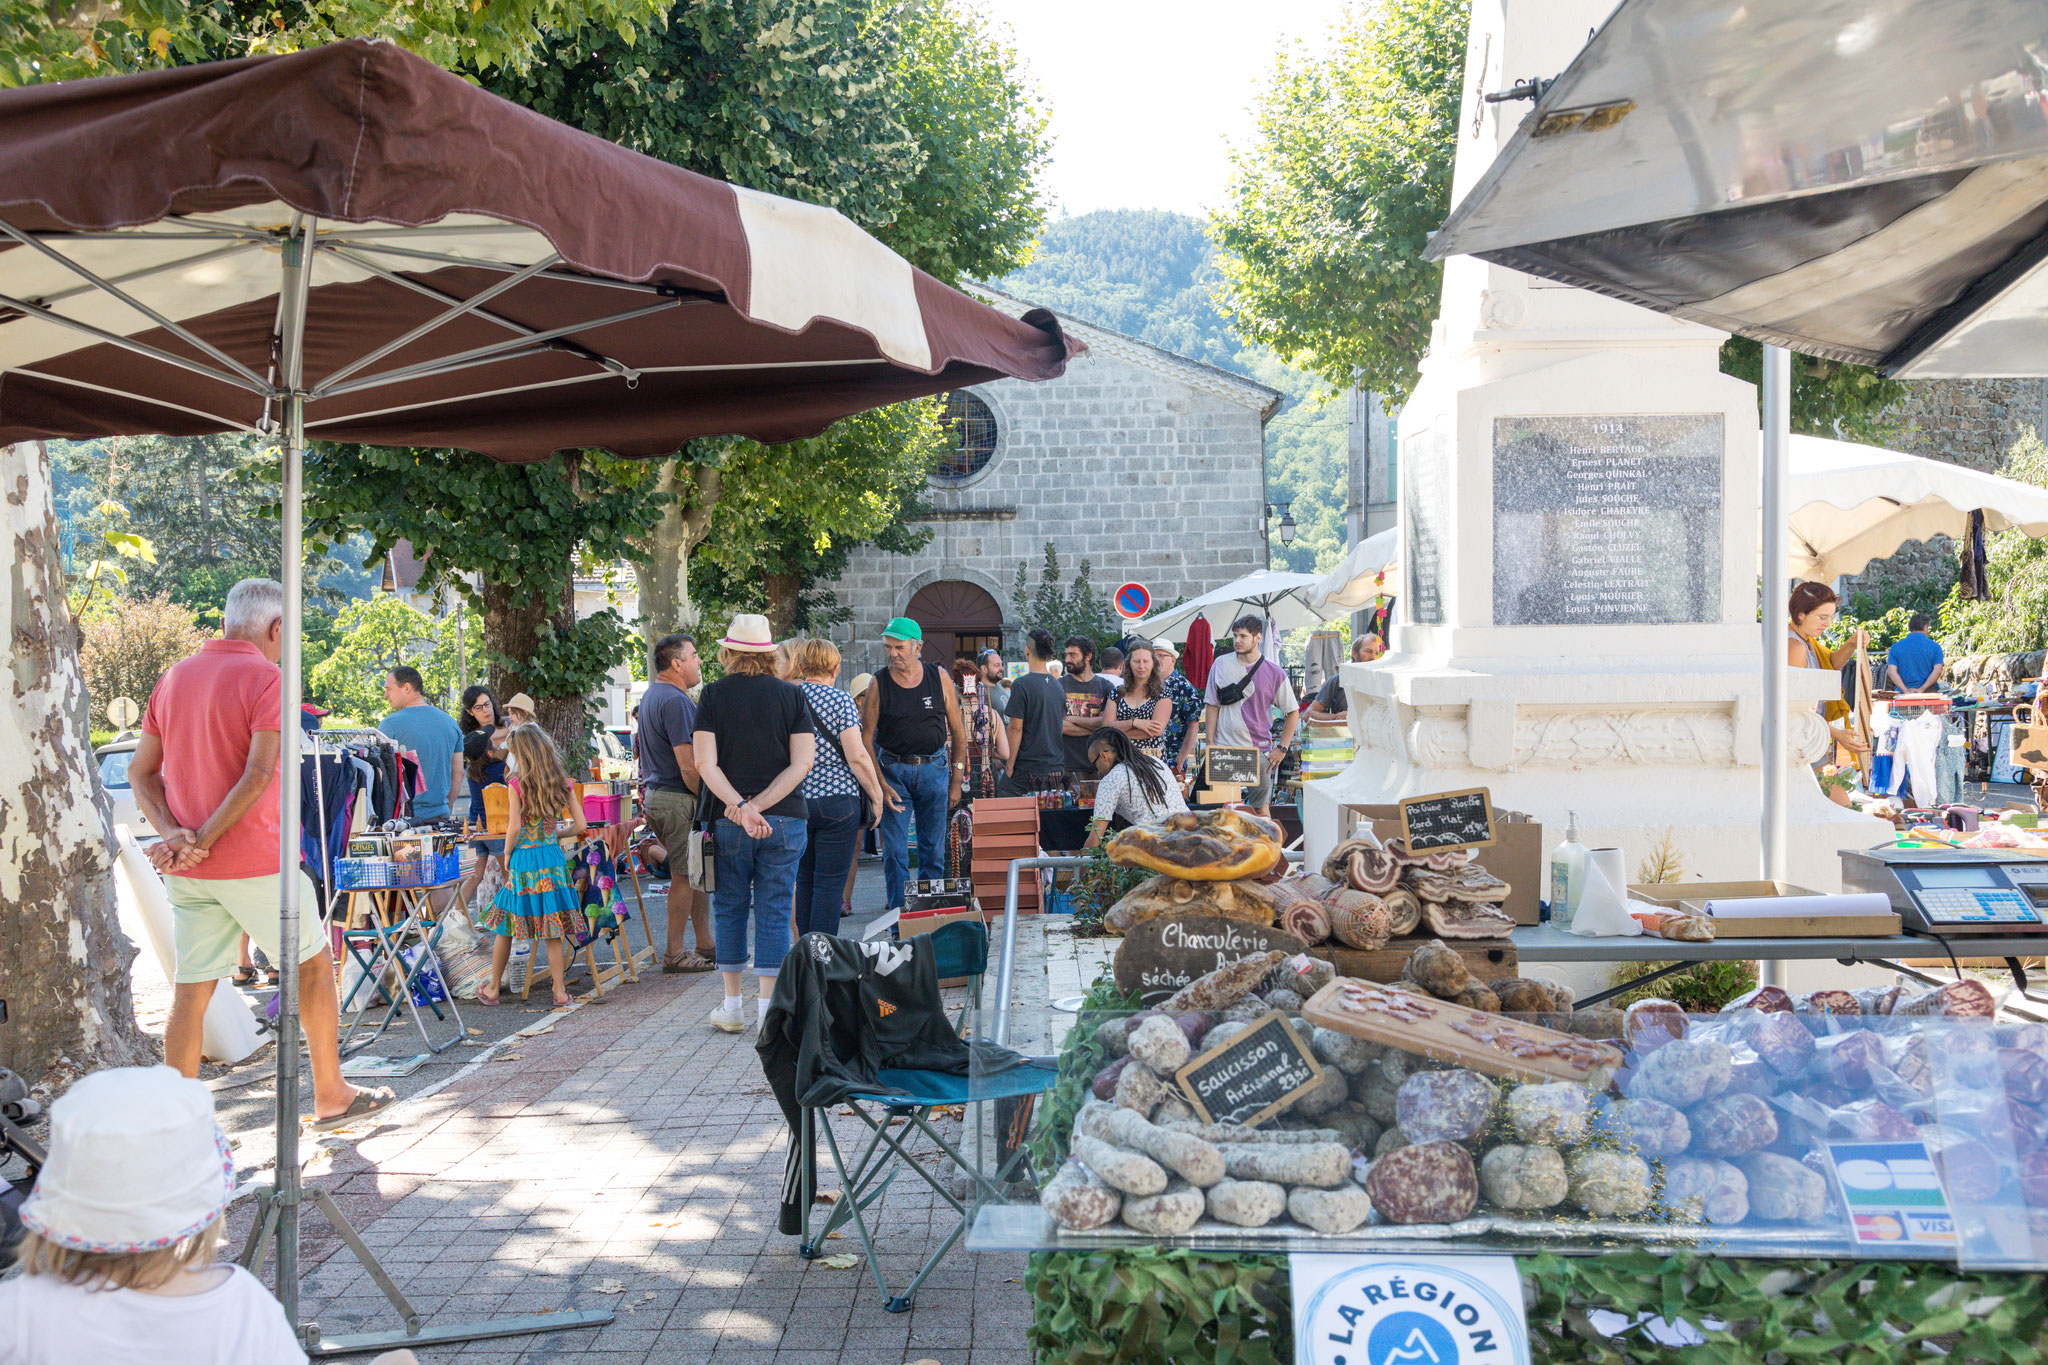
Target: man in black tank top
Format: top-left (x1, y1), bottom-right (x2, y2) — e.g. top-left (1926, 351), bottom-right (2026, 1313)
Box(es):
top-left (858, 617), bottom-right (969, 909)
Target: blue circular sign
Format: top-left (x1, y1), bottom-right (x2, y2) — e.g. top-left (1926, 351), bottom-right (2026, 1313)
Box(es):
top-left (1114, 582), bottom-right (1151, 619)
top-left (1299, 1261), bottom-right (1528, 1365)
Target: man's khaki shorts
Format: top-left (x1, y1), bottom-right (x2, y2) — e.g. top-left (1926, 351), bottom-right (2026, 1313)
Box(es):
top-left (166, 871), bottom-right (327, 983)
top-left (643, 785), bottom-right (699, 857)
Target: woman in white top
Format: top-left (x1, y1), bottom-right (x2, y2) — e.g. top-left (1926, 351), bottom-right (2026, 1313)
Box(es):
top-left (1081, 726), bottom-right (1189, 848)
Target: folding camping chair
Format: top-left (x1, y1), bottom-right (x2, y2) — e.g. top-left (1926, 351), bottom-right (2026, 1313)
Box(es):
top-left (793, 927), bottom-right (1055, 1314)
top-left (927, 919), bottom-right (988, 1036)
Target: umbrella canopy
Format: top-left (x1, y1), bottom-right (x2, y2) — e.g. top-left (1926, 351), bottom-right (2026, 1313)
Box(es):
top-left (1424, 0), bottom-right (2048, 379)
top-left (1786, 434), bottom-right (2048, 580)
top-left (0, 39), bottom-right (1075, 458)
top-left (1128, 568), bottom-right (1331, 640)
top-left (1307, 527), bottom-right (1402, 613)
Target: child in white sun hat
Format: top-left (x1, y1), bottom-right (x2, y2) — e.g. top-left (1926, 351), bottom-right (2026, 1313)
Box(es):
top-left (1, 1066), bottom-right (416, 1365)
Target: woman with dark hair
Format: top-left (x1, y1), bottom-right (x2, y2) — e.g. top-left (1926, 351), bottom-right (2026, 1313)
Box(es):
top-left (1786, 581), bottom-right (1869, 757)
top-left (1081, 726), bottom-right (1188, 850)
top-left (1107, 640), bottom-right (1170, 758)
top-left (458, 684), bottom-right (509, 909)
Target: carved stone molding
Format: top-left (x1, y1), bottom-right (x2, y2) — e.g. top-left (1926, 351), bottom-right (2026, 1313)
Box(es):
top-left (1357, 699), bottom-right (1840, 770)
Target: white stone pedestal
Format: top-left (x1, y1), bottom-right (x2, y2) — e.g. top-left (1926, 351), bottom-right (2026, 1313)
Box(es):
top-left (1302, 0), bottom-right (1892, 891)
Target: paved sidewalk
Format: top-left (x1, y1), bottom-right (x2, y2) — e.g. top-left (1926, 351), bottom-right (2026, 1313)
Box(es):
top-left (264, 961), bottom-right (1039, 1363)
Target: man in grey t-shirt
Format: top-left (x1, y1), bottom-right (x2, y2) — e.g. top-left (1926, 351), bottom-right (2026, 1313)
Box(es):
top-left (638, 633), bottom-right (713, 972)
top-left (1001, 630), bottom-right (1068, 795)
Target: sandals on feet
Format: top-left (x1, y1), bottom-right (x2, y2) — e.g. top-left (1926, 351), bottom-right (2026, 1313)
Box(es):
top-left (233, 966), bottom-right (258, 987)
top-left (310, 1086), bottom-right (397, 1132)
top-left (662, 953), bottom-right (715, 974)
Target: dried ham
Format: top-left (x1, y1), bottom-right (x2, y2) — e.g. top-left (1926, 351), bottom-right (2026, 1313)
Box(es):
top-left (1422, 898), bottom-right (1517, 940)
top-left (1108, 809), bottom-right (1282, 881)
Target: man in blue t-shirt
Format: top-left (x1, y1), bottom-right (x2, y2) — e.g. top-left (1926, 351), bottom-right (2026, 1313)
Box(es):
top-left (379, 666), bottom-right (463, 821)
top-left (1885, 616), bottom-right (1947, 693)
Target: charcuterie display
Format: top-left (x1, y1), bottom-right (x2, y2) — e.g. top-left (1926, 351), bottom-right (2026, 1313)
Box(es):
top-left (1018, 952), bottom-right (2048, 1260)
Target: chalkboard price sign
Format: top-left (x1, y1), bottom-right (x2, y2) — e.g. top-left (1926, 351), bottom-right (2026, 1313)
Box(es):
top-left (1399, 787), bottom-right (1495, 853)
top-left (1174, 1009), bottom-right (1325, 1127)
top-left (1205, 745), bottom-right (1262, 787)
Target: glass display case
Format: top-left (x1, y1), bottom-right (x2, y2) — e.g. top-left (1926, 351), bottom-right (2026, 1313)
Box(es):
top-left (969, 987), bottom-right (2048, 1270)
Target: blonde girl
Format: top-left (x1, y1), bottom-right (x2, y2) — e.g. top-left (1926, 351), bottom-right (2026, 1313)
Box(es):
top-left (476, 724), bottom-right (588, 1007)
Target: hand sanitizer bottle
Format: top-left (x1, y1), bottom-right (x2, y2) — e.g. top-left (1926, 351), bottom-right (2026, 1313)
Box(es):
top-left (1550, 811), bottom-right (1587, 929)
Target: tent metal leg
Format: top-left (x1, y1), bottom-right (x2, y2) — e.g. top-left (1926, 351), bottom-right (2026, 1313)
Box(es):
top-left (1760, 342), bottom-right (1791, 992)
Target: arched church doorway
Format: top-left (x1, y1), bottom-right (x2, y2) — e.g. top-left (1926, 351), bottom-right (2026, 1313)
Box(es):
top-left (904, 580), bottom-right (1003, 670)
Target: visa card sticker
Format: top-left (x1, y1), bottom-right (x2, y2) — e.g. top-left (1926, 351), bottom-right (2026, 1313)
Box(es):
top-left (1829, 1141), bottom-right (1957, 1245)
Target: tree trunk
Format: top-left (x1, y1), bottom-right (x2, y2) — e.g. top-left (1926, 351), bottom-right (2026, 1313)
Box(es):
top-left (479, 574), bottom-right (587, 767)
top-left (634, 457), bottom-right (722, 654)
top-left (0, 442), bottom-right (154, 1085)
top-left (764, 571), bottom-right (801, 638)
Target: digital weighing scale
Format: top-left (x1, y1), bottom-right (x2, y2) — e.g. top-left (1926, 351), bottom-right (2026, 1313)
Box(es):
top-left (1840, 847), bottom-right (2048, 934)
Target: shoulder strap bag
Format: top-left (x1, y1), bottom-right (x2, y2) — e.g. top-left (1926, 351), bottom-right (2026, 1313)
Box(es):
top-left (804, 688), bottom-right (874, 829)
top-left (1211, 656), bottom-right (1270, 708)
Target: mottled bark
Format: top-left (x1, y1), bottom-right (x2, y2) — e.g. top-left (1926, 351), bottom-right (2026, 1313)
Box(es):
top-left (633, 458), bottom-right (721, 653)
top-left (0, 442), bottom-right (153, 1084)
top-left (479, 574), bottom-right (586, 766)
top-left (764, 572), bottom-right (801, 638)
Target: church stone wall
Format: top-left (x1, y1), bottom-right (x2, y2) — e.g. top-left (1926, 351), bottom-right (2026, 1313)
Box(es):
top-left (824, 345), bottom-right (1271, 676)
top-left (1839, 377), bottom-right (2048, 599)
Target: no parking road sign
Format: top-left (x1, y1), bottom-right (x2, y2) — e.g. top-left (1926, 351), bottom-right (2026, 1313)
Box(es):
top-left (1114, 583), bottom-right (1151, 620)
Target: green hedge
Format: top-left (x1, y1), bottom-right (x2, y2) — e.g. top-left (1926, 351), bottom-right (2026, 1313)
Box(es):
top-left (1026, 975), bottom-right (2048, 1364)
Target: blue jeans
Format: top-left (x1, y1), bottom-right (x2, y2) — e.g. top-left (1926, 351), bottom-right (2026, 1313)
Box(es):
top-left (712, 813), bottom-right (807, 977)
top-left (794, 794), bottom-right (862, 938)
top-left (879, 756), bottom-right (949, 908)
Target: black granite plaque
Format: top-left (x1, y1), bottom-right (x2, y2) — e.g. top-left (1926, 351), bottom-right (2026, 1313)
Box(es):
top-left (1403, 424), bottom-right (1451, 624)
top-left (1492, 415), bottom-right (1722, 626)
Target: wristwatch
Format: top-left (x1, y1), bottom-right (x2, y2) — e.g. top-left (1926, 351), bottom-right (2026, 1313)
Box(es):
top-left (953, 762), bottom-right (967, 773)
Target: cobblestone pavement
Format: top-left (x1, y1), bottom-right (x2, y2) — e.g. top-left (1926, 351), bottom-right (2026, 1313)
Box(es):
top-left (250, 917), bottom-right (1043, 1364)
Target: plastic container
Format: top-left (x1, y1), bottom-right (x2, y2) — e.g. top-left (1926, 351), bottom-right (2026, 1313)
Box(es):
top-left (1548, 810), bottom-right (1588, 931)
top-left (582, 792), bottom-right (625, 823)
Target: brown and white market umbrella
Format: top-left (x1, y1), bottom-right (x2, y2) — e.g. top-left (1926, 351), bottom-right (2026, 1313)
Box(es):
top-left (0, 38), bottom-right (1075, 1353)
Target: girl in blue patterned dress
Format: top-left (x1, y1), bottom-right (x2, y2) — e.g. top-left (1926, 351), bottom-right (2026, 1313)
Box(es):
top-left (477, 724), bottom-right (588, 1007)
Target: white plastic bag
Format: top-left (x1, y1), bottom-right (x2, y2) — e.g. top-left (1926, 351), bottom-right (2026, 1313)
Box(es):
top-left (113, 826), bottom-right (265, 1063)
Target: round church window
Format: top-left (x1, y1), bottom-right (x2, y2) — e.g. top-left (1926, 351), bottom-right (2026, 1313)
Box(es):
top-left (933, 391), bottom-right (998, 482)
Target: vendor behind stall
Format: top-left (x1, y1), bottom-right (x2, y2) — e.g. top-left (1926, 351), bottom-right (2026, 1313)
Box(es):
top-left (1080, 728), bottom-right (1188, 849)
top-left (1787, 582), bottom-right (1869, 759)
top-left (1303, 635), bottom-right (1382, 725)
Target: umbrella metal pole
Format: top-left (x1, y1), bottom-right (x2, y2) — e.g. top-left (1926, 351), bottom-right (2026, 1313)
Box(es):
top-left (274, 227), bottom-right (309, 1328)
top-left (1759, 343), bottom-right (1791, 991)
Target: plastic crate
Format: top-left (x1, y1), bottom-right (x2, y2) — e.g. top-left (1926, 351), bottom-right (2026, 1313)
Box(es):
top-left (335, 850), bottom-right (460, 889)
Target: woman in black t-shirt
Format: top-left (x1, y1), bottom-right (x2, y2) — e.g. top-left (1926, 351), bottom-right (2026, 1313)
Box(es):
top-left (692, 615), bottom-right (815, 1035)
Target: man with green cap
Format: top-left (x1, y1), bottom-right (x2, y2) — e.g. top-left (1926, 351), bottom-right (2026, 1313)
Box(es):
top-left (858, 617), bottom-right (969, 908)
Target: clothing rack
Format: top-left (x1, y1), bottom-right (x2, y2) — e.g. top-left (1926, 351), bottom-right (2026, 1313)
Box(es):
top-left (303, 729), bottom-right (398, 923)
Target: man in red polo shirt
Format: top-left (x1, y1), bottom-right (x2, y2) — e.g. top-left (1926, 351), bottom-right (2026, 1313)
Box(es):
top-left (129, 578), bottom-right (392, 1131)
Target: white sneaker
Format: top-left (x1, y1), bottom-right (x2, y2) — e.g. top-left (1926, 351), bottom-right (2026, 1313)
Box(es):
top-left (708, 1001), bottom-right (748, 1034)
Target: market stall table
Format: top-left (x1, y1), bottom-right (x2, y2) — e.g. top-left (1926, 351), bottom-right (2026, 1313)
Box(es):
top-left (338, 875), bottom-right (467, 1057)
top-left (1510, 923), bottom-right (2048, 1009)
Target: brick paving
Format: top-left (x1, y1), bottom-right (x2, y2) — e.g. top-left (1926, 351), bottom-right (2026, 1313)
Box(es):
top-left (266, 960), bottom-right (1039, 1364)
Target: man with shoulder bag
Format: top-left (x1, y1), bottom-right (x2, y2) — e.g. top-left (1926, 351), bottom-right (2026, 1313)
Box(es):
top-left (860, 618), bottom-right (969, 910)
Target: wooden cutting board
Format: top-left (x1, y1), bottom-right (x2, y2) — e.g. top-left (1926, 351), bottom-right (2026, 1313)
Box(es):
top-left (1306, 937), bottom-right (1517, 985)
top-left (1301, 977), bottom-right (1623, 1085)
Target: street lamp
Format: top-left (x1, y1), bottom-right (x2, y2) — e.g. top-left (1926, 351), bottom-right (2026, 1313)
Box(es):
top-left (1267, 501), bottom-right (1296, 546)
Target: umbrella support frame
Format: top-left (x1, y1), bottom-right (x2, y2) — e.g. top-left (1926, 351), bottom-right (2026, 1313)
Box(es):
top-left (8, 212), bottom-right (644, 1352)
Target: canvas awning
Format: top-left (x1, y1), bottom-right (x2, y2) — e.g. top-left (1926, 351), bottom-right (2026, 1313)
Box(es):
top-left (1127, 568), bottom-right (1332, 639)
top-left (1785, 434), bottom-right (2048, 580)
top-left (1424, 0), bottom-right (2048, 379)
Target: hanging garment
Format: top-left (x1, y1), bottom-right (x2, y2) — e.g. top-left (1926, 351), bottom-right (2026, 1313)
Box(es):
top-left (1303, 631), bottom-right (1343, 698)
top-left (1938, 712), bottom-right (1967, 805)
top-left (1889, 712), bottom-right (1943, 808)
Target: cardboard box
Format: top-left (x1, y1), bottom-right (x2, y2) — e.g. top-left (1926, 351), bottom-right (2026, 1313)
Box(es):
top-left (1628, 880), bottom-right (1903, 938)
top-left (1345, 804), bottom-right (1544, 925)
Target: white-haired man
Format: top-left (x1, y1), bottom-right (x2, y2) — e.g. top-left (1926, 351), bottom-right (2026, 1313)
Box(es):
top-left (130, 578), bottom-right (393, 1130)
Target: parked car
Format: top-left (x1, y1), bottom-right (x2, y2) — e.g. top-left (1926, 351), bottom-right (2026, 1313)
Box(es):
top-left (590, 723), bottom-right (634, 780)
top-left (94, 735), bottom-right (147, 839)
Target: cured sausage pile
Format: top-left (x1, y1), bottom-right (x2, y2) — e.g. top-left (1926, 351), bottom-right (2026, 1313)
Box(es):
top-left (1038, 958), bottom-right (2040, 1245)
top-left (1312, 836), bottom-right (1515, 942)
top-left (1102, 810), bottom-right (1290, 935)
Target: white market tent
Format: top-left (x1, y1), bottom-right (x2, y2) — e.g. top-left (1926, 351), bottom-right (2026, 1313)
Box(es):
top-left (1307, 438), bottom-right (2048, 608)
top-left (1128, 568), bottom-right (1332, 639)
top-left (1785, 434), bottom-right (2048, 582)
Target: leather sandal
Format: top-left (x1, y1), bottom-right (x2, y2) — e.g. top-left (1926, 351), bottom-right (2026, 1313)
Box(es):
top-left (662, 952), bottom-right (715, 973)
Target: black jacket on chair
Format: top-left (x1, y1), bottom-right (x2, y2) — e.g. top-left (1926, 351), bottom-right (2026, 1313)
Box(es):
top-left (758, 932), bottom-right (1022, 1233)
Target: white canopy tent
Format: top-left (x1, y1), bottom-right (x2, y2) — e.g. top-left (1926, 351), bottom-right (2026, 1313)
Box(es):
top-left (1308, 526), bottom-right (1402, 614)
top-left (1127, 568), bottom-right (1331, 639)
top-left (1785, 434), bottom-right (2048, 582)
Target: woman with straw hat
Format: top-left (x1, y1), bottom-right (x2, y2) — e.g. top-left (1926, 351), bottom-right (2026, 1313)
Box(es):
top-left (692, 614), bottom-right (815, 1033)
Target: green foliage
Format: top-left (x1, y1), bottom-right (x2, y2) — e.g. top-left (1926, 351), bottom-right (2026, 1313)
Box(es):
top-left (1002, 210), bottom-right (1240, 371)
top-left (1834, 576), bottom-right (1954, 659)
top-left (1028, 1247), bottom-right (1291, 1365)
top-left (1067, 844), bottom-right (1149, 939)
top-left (77, 594), bottom-right (207, 727)
top-left (1213, 0), bottom-right (1468, 404)
top-left (1012, 544), bottom-right (1119, 650)
top-left (1607, 958), bottom-right (1758, 1012)
top-left (1026, 971), bottom-right (1134, 1175)
top-left (1939, 433), bottom-right (2048, 655)
top-left (1240, 350), bottom-right (1348, 573)
top-left (1719, 338), bottom-right (1909, 446)
top-left (0, 0), bottom-right (662, 89)
top-left (305, 595), bottom-right (477, 721)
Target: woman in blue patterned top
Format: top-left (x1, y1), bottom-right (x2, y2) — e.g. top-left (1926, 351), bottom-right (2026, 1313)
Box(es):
top-left (1153, 639), bottom-right (1206, 778)
top-left (792, 638), bottom-right (886, 937)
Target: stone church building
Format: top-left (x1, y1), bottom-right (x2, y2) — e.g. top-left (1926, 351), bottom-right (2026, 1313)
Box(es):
top-left (823, 290), bottom-right (1282, 675)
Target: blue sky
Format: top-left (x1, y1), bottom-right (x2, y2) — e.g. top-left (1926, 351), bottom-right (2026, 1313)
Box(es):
top-left (982, 0), bottom-right (1352, 218)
